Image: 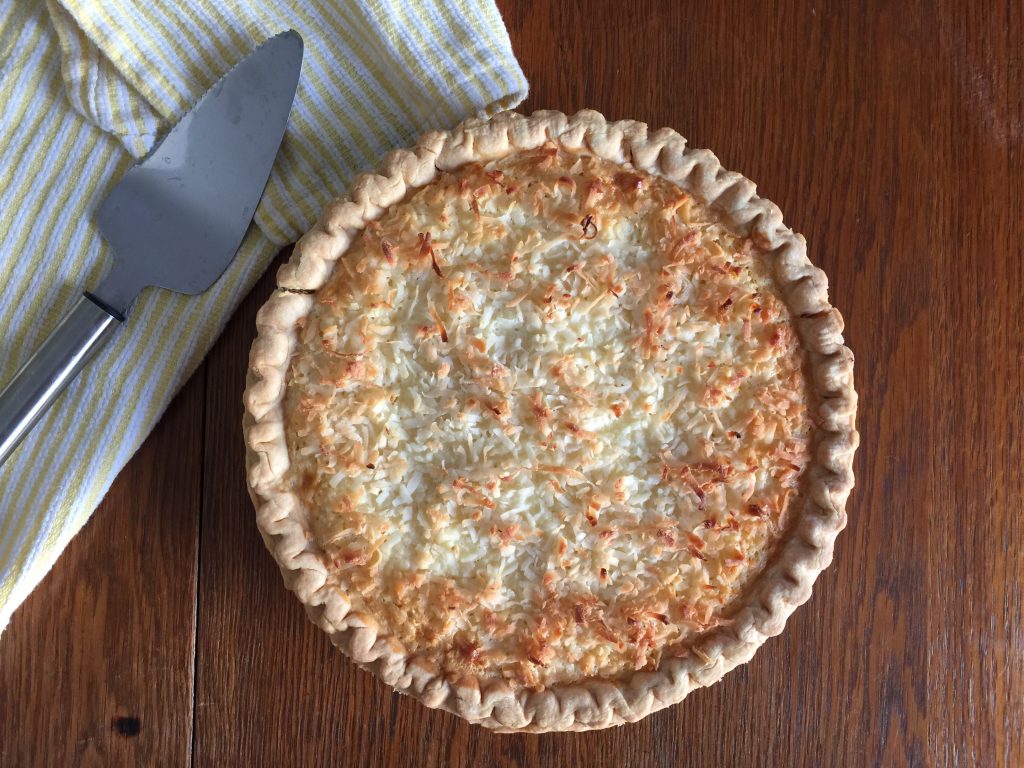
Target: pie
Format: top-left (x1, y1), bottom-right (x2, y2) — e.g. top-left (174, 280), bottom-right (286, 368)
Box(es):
top-left (243, 110), bottom-right (858, 731)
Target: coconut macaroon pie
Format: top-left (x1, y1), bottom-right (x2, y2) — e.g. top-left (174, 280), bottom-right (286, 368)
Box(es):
top-left (243, 110), bottom-right (858, 732)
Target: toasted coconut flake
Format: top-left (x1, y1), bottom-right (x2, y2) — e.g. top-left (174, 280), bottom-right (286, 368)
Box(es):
top-left (427, 303), bottom-right (448, 343)
top-left (580, 214), bottom-right (598, 240)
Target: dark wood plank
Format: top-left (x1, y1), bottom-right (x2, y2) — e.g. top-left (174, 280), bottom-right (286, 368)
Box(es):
top-left (0, 368), bottom-right (203, 767)
top-left (929, 2), bottom-right (1024, 764)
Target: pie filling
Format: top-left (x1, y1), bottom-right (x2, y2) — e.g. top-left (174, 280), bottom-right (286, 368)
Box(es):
top-left (284, 144), bottom-right (812, 689)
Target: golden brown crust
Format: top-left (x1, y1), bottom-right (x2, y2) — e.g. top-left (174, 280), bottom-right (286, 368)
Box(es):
top-left (243, 109), bottom-right (858, 731)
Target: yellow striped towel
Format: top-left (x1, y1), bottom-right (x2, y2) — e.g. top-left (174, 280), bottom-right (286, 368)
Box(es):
top-left (0, 0), bottom-right (527, 632)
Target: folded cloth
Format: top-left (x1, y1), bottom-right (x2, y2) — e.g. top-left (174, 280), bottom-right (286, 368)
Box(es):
top-left (0, 0), bottom-right (527, 632)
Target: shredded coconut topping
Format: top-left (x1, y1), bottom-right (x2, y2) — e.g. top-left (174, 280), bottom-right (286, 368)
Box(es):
top-left (283, 145), bottom-right (812, 688)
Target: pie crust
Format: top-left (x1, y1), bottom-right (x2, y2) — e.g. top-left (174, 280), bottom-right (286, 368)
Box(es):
top-left (243, 109), bottom-right (858, 732)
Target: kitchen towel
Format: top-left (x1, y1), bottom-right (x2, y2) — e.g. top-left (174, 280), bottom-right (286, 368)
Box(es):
top-left (0, 0), bottom-right (527, 632)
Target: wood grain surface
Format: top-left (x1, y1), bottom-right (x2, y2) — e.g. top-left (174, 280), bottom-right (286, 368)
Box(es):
top-left (2, 1), bottom-right (1021, 765)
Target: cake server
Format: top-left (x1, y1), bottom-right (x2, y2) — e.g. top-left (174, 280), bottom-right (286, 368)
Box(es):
top-left (0, 30), bottom-right (303, 466)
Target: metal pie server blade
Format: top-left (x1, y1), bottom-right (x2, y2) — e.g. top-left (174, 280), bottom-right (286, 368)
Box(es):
top-left (0, 30), bottom-right (303, 466)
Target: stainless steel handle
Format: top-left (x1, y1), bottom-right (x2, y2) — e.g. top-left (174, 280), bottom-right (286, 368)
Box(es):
top-left (0, 294), bottom-right (122, 466)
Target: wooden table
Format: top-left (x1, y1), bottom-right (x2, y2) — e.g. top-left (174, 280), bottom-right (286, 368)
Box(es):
top-left (2, 1), bottom-right (1021, 765)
